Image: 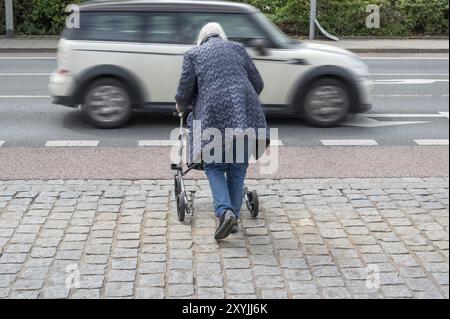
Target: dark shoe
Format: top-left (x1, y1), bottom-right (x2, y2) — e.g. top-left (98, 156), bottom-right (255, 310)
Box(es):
top-left (214, 211), bottom-right (237, 241)
top-left (230, 224), bottom-right (239, 234)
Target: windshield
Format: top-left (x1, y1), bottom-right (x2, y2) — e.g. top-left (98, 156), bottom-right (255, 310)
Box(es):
top-left (252, 12), bottom-right (294, 48)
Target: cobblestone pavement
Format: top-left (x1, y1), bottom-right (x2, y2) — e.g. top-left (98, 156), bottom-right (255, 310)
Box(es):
top-left (0, 178), bottom-right (448, 299)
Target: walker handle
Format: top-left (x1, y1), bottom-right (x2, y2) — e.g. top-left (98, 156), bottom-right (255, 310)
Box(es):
top-left (172, 111), bottom-right (184, 118)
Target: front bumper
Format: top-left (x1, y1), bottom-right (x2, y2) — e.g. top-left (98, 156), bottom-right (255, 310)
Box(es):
top-left (48, 71), bottom-right (76, 107)
top-left (52, 96), bottom-right (77, 107)
top-left (354, 78), bottom-right (374, 113)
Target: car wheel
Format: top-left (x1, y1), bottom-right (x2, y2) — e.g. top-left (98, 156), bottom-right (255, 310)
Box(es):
top-left (83, 78), bottom-right (132, 129)
top-left (302, 78), bottom-right (350, 127)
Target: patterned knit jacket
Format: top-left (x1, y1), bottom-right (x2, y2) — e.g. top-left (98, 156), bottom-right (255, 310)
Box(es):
top-left (175, 37), bottom-right (269, 163)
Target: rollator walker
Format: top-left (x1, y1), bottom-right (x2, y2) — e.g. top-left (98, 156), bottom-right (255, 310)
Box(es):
top-left (171, 111), bottom-right (259, 222)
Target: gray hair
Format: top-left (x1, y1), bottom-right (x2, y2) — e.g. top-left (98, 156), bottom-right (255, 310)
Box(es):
top-left (196, 22), bottom-right (227, 46)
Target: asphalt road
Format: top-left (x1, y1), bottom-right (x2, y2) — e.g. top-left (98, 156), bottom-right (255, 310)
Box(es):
top-left (0, 53), bottom-right (448, 179)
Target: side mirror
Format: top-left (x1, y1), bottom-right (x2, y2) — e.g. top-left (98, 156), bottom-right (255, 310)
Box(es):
top-left (249, 38), bottom-right (268, 56)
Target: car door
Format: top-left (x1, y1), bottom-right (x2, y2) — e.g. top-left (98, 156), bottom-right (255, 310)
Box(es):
top-left (138, 12), bottom-right (193, 104)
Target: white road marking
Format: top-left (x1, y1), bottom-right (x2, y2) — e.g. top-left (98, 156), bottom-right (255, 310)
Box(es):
top-left (371, 73), bottom-right (449, 76)
top-left (374, 79), bottom-right (449, 85)
top-left (139, 139), bottom-right (284, 147)
top-left (271, 139), bottom-right (284, 146)
top-left (45, 140), bottom-right (99, 147)
top-left (0, 73), bottom-right (51, 76)
top-left (362, 57), bottom-right (449, 60)
top-left (0, 95), bottom-right (51, 98)
top-left (321, 139), bottom-right (378, 146)
top-left (139, 140), bottom-right (178, 147)
top-left (373, 94), bottom-right (433, 97)
top-left (344, 112), bottom-right (449, 128)
top-left (414, 139), bottom-right (449, 146)
top-left (439, 112), bottom-right (449, 119)
top-left (345, 117), bottom-right (429, 128)
top-left (0, 57), bottom-right (56, 60)
top-left (0, 139), bottom-right (448, 147)
top-left (366, 113), bottom-right (448, 118)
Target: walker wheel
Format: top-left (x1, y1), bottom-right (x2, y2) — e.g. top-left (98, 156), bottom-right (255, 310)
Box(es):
top-left (174, 175), bottom-right (181, 198)
top-left (176, 194), bottom-right (186, 222)
top-left (247, 190), bottom-right (259, 218)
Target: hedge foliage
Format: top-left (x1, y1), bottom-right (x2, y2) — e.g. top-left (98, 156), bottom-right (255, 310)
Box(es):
top-left (245, 0), bottom-right (449, 36)
top-left (0, 0), bottom-right (82, 35)
top-left (1, 0), bottom-right (448, 36)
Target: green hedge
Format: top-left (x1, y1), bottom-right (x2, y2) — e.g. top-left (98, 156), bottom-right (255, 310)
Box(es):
top-left (245, 0), bottom-right (449, 36)
top-left (0, 0), bottom-right (82, 35)
top-left (1, 0), bottom-right (448, 36)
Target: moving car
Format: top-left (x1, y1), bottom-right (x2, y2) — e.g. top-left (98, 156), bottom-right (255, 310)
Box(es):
top-left (49, 0), bottom-right (373, 128)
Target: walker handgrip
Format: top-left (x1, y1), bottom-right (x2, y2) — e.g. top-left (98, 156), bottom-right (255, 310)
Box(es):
top-left (172, 111), bottom-right (184, 118)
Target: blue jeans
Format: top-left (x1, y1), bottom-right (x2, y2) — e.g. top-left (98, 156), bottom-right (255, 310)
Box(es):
top-left (204, 139), bottom-right (250, 218)
top-left (205, 162), bottom-right (249, 219)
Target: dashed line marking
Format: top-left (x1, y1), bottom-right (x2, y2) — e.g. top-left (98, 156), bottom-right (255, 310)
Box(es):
top-left (414, 139), bottom-right (449, 146)
top-left (45, 140), bottom-right (99, 147)
top-left (371, 73), bottom-right (449, 76)
top-left (439, 112), bottom-right (449, 119)
top-left (0, 139), bottom-right (447, 148)
top-left (0, 73), bottom-right (51, 76)
top-left (0, 95), bottom-right (51, 98)
top-left (374, 79), bottom-right (449, 85)
top-left (0, 57), bottom-right (56, 60)
top-left (321, 139), bottom-right (378, 146)
top-left (138, 139), bottom-right (284, 147)
top-left (373, 94), bottom-right (433, 97)
top-left (139, 140), bottom-right (178, 147)
top-left (362, 57), bottom-right (449, 60)
top-left (366, 113), bottom-right (447, 118)
top-left (272, 139), bottom-right (284, 146)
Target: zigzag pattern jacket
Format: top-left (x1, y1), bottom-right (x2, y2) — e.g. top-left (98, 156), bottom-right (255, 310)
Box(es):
top-left (175, 37), bottom-right (269, 163)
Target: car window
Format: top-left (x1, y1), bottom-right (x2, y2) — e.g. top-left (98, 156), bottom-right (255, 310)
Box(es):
top-left (252, 12), bottom-right (293, 48)
top-left (179, 13), bottom-right (267, 46)
top-left (145, 14), bottom-right (179, 44)
top-left (80, 12), bottom-right (144, 42)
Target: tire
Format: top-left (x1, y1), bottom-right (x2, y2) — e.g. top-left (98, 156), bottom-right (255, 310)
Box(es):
top-left (250, 190), bottom-right (259, 218)
top-left (245, 190), bottom-right (252, 212)
top-left (176, 193), bottom-right (186, 222)
top-left (82, 78), bottom-right (132, 129)
top-left (246, 190), bottom-right (259, 218)
top-left (301, 77), bottom-right (351, 128)
top-left (174, 175), bottom-right (181, 198)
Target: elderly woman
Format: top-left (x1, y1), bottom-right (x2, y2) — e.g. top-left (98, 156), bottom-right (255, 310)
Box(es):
top-left (175, 23), bottom-right (268, 241)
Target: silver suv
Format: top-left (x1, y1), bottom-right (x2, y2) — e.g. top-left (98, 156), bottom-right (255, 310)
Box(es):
top-left (49, 0), bottom-right (373, 128)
